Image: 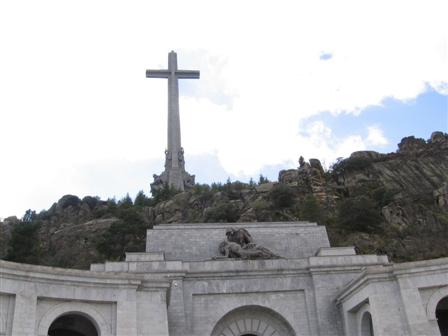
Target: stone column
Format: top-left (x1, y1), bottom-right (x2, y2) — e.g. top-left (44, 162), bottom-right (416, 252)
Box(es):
top-left (396, 277), bottom-right (439, 336)
top-left (116, 291), bottom-right (138, 336)
top-left (11, 292), bottom-right (37, 336)
top-left (137, 288), bottom-right (170, 336)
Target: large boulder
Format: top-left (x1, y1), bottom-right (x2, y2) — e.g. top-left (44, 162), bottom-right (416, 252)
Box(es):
top-left (434, 183), bottom-right (448, 209)
top-left (350, 151), bottom-right (385, 160)
top-left (278, 169), bottom-right (298, 184)
top-left (398, 136), bottom-right (427, 154)
top-left (57, 195), bottom-right (82, 209)
top-left (430, 131), bottom-right (448, 149)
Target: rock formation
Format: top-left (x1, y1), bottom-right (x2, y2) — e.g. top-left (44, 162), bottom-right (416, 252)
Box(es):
top-left (1, 132), bottom-right (447, 268)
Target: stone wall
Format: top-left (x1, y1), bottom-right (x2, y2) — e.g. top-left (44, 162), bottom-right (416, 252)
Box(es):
top-left (146, 222), bottom-right (330, 261)
top-left (0, 260), bottom-right (170, 336)
top-left (337, 257), bottom-right (448, 336)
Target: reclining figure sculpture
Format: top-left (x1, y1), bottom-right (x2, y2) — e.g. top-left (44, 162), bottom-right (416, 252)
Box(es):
top-left (218, 228), bottom-right (280, 260)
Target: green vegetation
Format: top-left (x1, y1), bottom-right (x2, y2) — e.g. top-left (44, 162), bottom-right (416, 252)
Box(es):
top-left (336, 196), bottom-right (383, 233)
top-left (6, 220), bottom-right (42, 264)
top-left (269, 184), bottom-right (296, 208)
top-left (205, 202), bottom-right (240, 223)
top-left (152, 186), bottom-right (179, 203)
top-left (299, 195), bottom-right (322, 222)
top-left (3, 132), bottom-right (448, 268)
top-left (331, 156), bottom-right (372, 174)
top-left (258, 174), bottom-right (269, 184)
top-left (134, 190), bottom-right (152, 207)
top-left (96, 206), bottom-right (150, 260)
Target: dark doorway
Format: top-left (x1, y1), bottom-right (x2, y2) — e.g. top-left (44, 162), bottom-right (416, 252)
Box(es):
top-left (361, 312), bottom-right (374, 336)
top-left (48, 314), bottom-right (98, 336)
top-left (437, 297), bottom-right (448, 336)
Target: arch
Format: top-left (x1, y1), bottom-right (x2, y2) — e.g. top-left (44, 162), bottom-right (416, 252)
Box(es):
top-left (436, 296), bottom-right (448, 336)
top-left (360, 312), bottom-right (374, 336)
top-left (48, 313), bottom-right (98, 336)
top-left (211, 305), bottom-right (296, 336)
top-left (37, 302), bottom-right (112, 336)
top-left (356, 304), bottom-right (375, 336)
top-left (427, 286), bottom-right (448, 320)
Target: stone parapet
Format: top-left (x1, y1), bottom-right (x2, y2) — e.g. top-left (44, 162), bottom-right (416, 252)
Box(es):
top-left (146, 221), bottom-right (330, 261)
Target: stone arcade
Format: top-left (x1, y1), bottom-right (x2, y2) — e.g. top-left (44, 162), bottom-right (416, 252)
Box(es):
top-left (2, 222), bottom-right (448, 335)
top-left (2, 52), bottom-right (448, 335)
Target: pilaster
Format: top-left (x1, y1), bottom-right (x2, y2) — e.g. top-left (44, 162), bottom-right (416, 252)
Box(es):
top-left (11, 291), bottom-right (37, 336)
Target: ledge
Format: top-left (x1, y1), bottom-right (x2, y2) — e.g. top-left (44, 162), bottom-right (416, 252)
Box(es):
top-left (151, 221), bottom-right (318, 230)
top-left (0, 260), bottom-right (168, 289)
top-left (316, 247), bottom-right (356, 256)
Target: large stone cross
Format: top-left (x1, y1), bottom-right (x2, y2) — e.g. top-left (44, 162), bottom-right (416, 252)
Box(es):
top-left (146, 51), bottom-right (199, 191)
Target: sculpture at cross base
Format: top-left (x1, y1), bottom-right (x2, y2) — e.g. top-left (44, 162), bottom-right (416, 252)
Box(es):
top-left (146, 51), bottom-right (198, 192)
top-left (218, 228), bottom-right (280, 260)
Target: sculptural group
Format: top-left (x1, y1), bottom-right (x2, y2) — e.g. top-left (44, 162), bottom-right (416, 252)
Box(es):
top-left (218, 228), bottom-right (280, 260)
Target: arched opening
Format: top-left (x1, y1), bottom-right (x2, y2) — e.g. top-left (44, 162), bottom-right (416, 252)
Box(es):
top-left (360, 311), bottom-right (374, 336)
top-left (48, 313), bottom-right (99, 336)
top-left (437, 297), bottom-right (448, 336)
top-left (211, 305), bottom-right (296, 336)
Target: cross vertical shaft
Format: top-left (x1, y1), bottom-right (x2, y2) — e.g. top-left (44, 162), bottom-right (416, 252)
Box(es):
top-left (167, 51), bottom-right (180, 169)
top-left (146, 51), bottom-right (199, 191)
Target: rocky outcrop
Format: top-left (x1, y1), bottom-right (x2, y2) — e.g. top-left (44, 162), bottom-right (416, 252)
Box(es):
top-left (332, 132), bottom-right (448, 198)
top-left (1, 132), bottom-right (447, 268)
top-left (434, 183), bottom-right (448, 209)
top-left (279, 156), bottom-right (333, 204)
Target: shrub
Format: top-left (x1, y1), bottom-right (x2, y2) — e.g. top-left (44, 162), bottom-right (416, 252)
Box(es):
top-left (258, 174), bottom-right (269, 185)
top-left (22, 209), bottom-right (36, 222)
top-left (5, 221), bottom-right (42, 264)
top-left (118, 193), bottom-right (133, 208)
top-left (192, 184), bottom-right (214, 207)
top-left (223, 181), bottom-right (246, 200)
top-left (96, 207), bottom-right (149, 260)
top-left (152, 186), bottom-right (179, 203)
top-left (205, 203), bottom-right (240, 223)
top-left (331, 157), bottom-right (372, 174)
top-left (372, 187), bottom-right (396, 207)
top-left (82, 196), bottom-right (100, 209)
top-left (269, 184), bottom-right (296, 208)
top-left (300, 195), bottom-right (321, 222)
top-left (337, 196), bottom-right (383, 233)
top-left (252, 198), bottom-right (272, 221)
top-left (210, 182), bottom-right (224, 192)
top-left (134, 190), bottom-right (151, 207)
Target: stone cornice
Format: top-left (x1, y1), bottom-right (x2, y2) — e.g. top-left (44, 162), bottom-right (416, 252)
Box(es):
top-left (392, 257), bottom-right (448, 276)
top-left (151, 221), bottom-right (318, 230)
top-left (335, 257), bottom-right (448, 305)
top-left (335, 266), bottom-right (395, 305)
top-left (0, 260), bottom-right (169, 290)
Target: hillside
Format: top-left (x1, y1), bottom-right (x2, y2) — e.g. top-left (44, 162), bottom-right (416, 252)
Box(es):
top-left (1, 131), bottom-right (447, 269)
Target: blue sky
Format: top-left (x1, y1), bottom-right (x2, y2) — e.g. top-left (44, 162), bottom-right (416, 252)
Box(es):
top-left (302, 88), bottom-right (447, 155)
top-left (191, 88), bottom-right (448, 184)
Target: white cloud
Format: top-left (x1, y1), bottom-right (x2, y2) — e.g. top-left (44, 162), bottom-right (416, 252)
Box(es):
top-left (366, 126), bottom-right (389, 146)
top-left (0, 0), bottom-right (447, 216)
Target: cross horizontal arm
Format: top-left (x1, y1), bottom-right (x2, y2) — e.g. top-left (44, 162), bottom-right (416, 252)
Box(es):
top-left (146, 69), bottom-right (170, 78)
top-left (175, 70), bottom-right (200, 79)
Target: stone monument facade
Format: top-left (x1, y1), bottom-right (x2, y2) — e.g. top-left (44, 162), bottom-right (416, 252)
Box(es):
top-left (147, 51), bottom-right (198, 192)
top-left (3, 221), bottom-right (448, 336)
